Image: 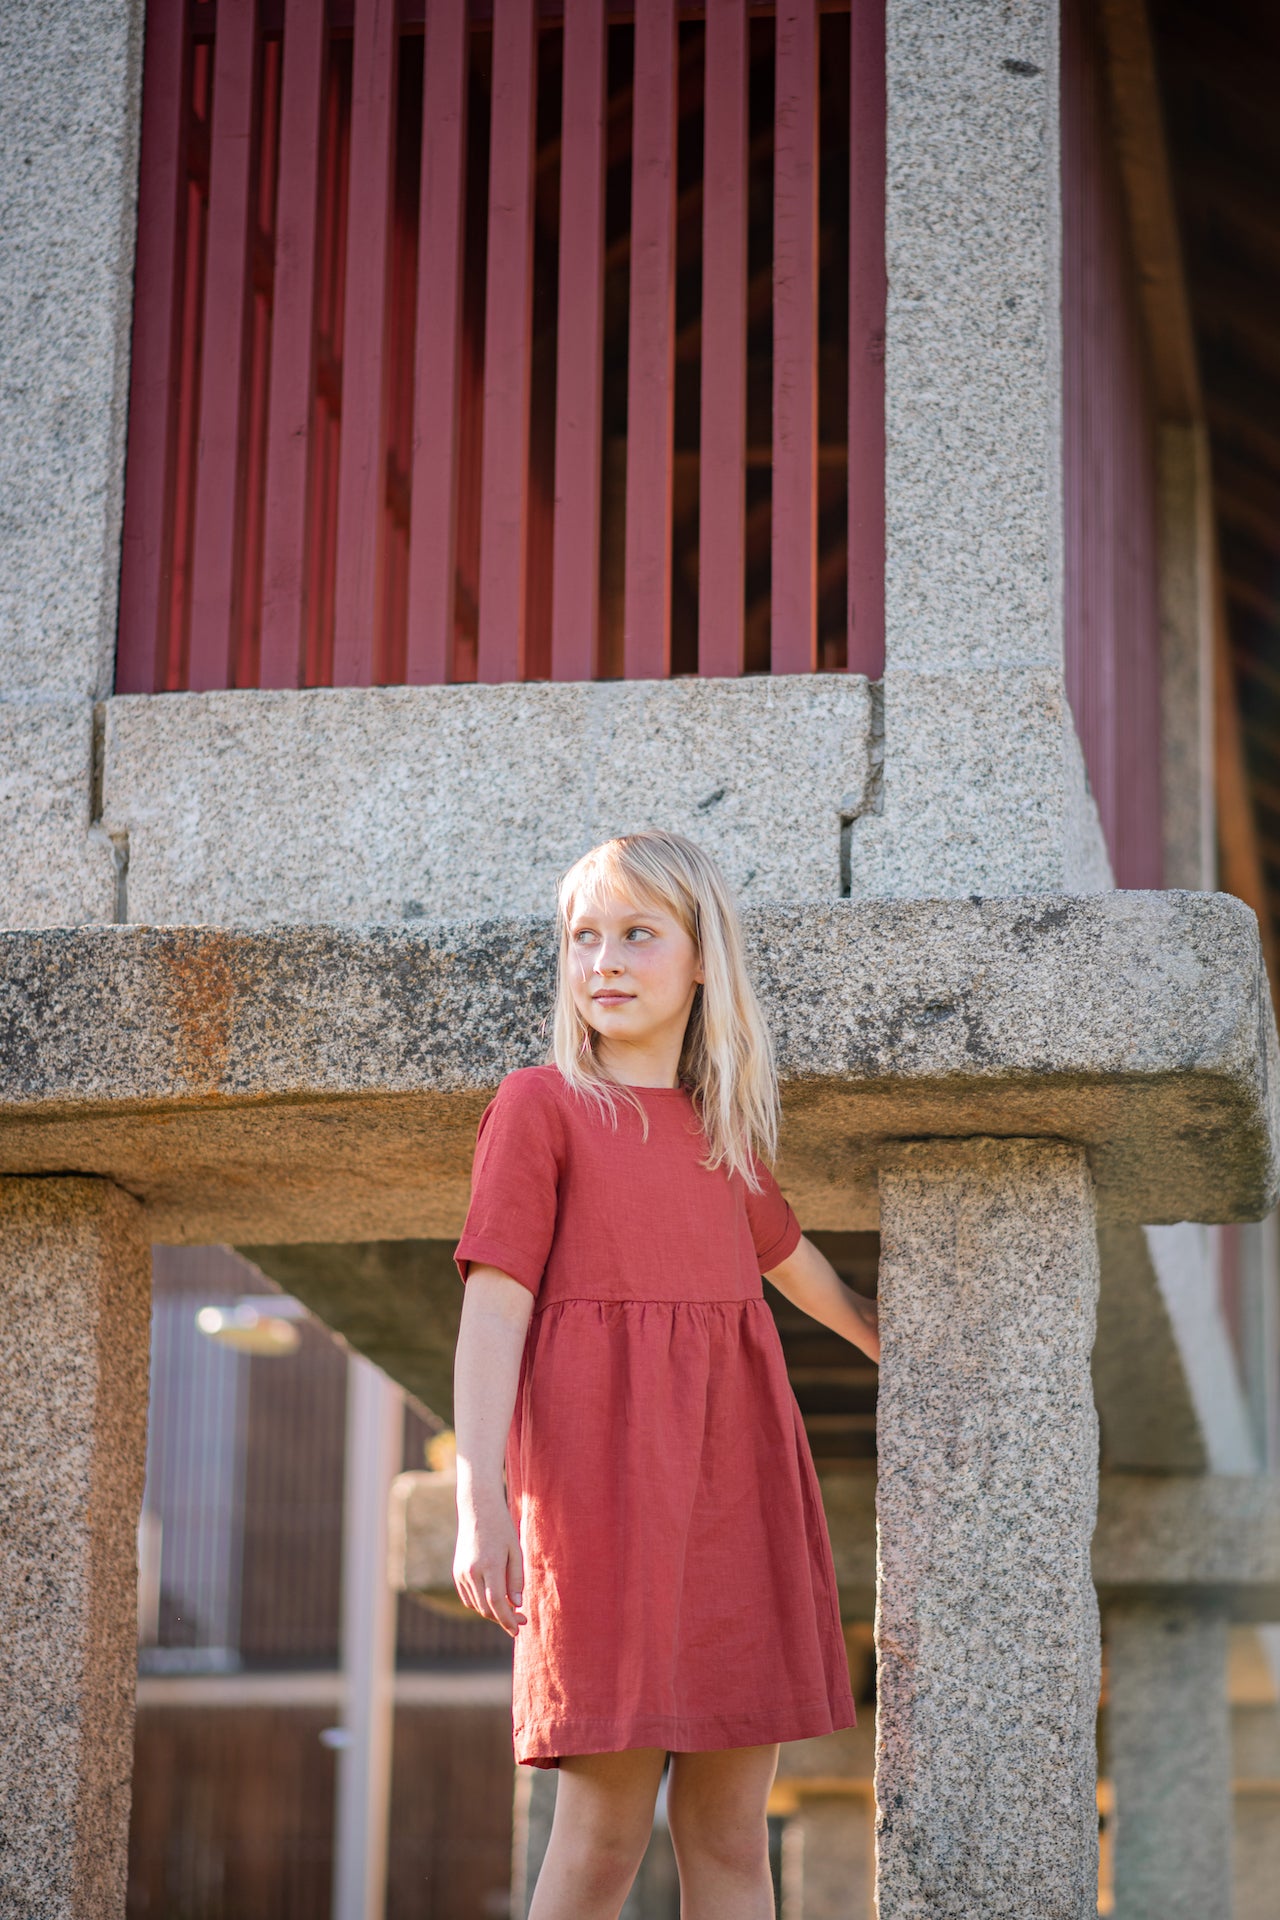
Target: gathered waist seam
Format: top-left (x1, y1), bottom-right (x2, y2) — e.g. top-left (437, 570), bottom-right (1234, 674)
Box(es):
top-left (532, 1291), bottom-right (765, 1318)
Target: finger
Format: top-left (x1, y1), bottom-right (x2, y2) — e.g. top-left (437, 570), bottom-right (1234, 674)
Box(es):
top-left (458, 1569), bottom-right (491, 1620)
top-left (508, 1543), bottom-right (526, 1623)
top-left (484, 1577), bottom-right (520, 1636)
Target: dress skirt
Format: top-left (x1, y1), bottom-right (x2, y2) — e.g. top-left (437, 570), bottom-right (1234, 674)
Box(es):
top-left (505, 1292), bottom-right (857, 1767)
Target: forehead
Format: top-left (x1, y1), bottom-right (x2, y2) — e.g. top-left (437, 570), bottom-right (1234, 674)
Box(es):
top-left (567, 885), bottom-right (673, 924)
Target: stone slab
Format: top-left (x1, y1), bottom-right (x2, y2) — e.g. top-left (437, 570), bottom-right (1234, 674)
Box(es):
top-left (849, 668), bottom-right (1114, 898)
top-left (1094, 1474), bottom-right (1280, 1622)
top-left (99, 677), bottom-right (876, 924)
top-left (241, 1238), bottom-right (461, 1422)
top-left (0, 892), bottom-right (1273, 1241)
top-left (0, 696), bottom-right (117, 928)
top-left (0, 1176), bottom-right (150, 1919)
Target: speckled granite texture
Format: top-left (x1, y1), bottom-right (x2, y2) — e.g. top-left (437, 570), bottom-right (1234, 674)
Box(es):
top-left (844, 0), bottom-right (1113, 902)
top-left (0, 891), bottom-right (1273, 1243)
top-left (0, 696), bottom-right (118, 929)
top-left (0, 1178), bottom-right (149, 1919)
top-left (99, 676), bottom-right (876, 924)
top-left (0, 0), bottom-right (143, 698)
top-left (874, 1141), bottom-right (1101, 1919)
top-left (1106, 1603), bottom-right (1233, 1920)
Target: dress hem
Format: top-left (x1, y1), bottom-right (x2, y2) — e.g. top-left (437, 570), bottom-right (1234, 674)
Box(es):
top-left (513, 1691), bottom-right (858, 1770)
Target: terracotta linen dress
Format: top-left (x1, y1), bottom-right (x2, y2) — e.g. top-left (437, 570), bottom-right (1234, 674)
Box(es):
top-left (453, 1063), bottom-right (857, 1769)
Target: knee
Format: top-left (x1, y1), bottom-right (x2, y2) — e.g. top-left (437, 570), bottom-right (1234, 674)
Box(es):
top-left (667, 1800), bottom-right (769, 1881)
top-left (555, 1818), bottom-right (651, 1898)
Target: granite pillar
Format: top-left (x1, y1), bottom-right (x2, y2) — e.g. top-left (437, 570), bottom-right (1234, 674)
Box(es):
top-left (851, 0), bottom-right (1114, 900)
top-left (1106, 1601), bottom-right (1233, 1920)
top-left (874, 1140), bottom-right (1102, 1918)
top-left (0, 0), bottom-right (145, 926)
top-left (0, 1178), bottom-right (151, 1918)
top-left (780, 1790), bottom-right (875, 1920)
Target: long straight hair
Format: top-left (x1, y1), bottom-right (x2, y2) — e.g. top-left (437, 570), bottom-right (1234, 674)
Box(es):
top-left (546, 830), bottom-right (780, 1191)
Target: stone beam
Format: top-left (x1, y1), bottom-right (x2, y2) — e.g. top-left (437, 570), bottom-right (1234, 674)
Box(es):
top-left (1093, 1473), bottom-right (1280, 1623)
top-left (393, 1462), bottom-right (1280, 1634)
top-left (238, 1239), bottom-right (460, 1422)
top-left (0, 891), bottom-right (1275, 1243)
top-left (827, 1471), bottom-right (1280, 1625)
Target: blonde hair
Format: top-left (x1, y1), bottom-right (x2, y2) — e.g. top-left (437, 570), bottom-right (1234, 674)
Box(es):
top-left (546, 829), bottom-right (780, 1191)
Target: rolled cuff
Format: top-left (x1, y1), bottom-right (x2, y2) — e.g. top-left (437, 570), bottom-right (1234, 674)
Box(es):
top-left (756, 1206), bottom-right (802, 1273)
top-left (453, 1233), bottom-right (544, 1298)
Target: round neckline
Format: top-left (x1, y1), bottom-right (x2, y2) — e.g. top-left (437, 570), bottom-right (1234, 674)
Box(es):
top-left (619, 1082), bottom-right (690, 1096)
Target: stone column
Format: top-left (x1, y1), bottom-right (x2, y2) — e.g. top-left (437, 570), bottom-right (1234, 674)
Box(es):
top-left (0, 1178), bottom-right (151, 1919)
top-left (780, 1789), bottom-right (876, 1920)
top-left (851, 0), bottom-right (1113, 902)
top-left (0, 0), bottom-right (145, 927)
top-left (874, 1140), bottom-right (1102, 1919)
top-left (1105, 1601), bottom-right (1233, 1920)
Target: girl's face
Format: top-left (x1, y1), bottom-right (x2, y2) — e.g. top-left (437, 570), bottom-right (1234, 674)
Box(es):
top-left (566, 886), bottom-right (704, 1066)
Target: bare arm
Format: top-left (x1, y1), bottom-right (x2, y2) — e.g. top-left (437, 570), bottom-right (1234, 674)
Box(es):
top-left (763, 1234), bottom-right (880, 1365)
top-left (452, 1265), bottom-right (536, 1636)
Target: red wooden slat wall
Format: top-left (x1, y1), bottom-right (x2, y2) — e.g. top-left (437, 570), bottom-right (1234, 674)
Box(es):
top-left (117, 0), bottom-right (887, 694)
top-left (1061, 0), bottom-right (1163, 888)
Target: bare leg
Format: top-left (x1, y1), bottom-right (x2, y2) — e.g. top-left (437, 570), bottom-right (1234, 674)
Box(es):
top-left (665, 1743), bottom-right (781, 1920)
top-left (527, 1746), bottom-right (669, 1920)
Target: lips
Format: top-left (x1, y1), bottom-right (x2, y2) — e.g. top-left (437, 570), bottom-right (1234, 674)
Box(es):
top-left (592, 992), bottom-right (633, 1003)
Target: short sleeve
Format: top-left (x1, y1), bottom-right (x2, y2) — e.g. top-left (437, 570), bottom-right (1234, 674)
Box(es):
top-left (453, 1071), bottom-right (563, 1298)
top-left (744, 1153), bottom-right (802, 1272)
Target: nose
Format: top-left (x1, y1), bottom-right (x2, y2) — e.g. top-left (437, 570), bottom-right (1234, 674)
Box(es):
top-left (592, 938), bottom-right (625, 975)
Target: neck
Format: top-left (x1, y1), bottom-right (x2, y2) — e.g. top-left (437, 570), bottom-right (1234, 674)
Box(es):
top-left (593, 1037), bottom-right (684, 1090)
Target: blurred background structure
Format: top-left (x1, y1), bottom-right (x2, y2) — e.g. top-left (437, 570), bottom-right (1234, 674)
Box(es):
top-left (5, 1), bottom-right (1280, 1917)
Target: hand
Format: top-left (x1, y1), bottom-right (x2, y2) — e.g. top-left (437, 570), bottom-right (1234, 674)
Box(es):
top-left (454, 1492), bottom-right (528, 1637)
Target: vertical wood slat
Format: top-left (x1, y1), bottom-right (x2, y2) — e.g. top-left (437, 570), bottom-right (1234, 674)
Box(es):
top-left (847, 0), bottom-right (886, 677)
top-left (771, 0), bottom-right (818, 674)
top-left (476, 0), bottom-right (539, 683)
top-left (187, 0), bottom-right (260, 691)
top-left (405, 0), bottom-right (469, 683)
top-left (118, 0), bottom-right (190, 693)
top-left (550, 0), bottom-right (608, 681)
top-left (259, 0), bottom-right (328, 688)
top-left (332, 0), bottom-right (400, 685)
top-left (697, 0), bottom-right (748, 677)
top-left (623, 0), bottom-right (678, 679)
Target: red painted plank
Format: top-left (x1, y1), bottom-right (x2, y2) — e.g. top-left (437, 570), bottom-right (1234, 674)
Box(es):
top-left (259, 0), bottom-right (328, 688)
top-left (332, 0), bottom-right (399, 685)
top-left (118, 0), bottom-right (191, 693)
top-left (550, 0), bottom-right (608, 681)
top-left (1061, 0), bottom-right (1162, 887)
top-left (624, 0), bottom-right (678, 679)
top-left (697, 0), bottom-right (748, 676)
top-left (476, 0), bottom-right (538, 682)
top-left (847, 0), bottom-right (885, 677)
top-left (771, 0), bottom-right (818, 674)
top-left (405, 0), bottom-right (469, 683)
top-left (187, 0), bottom-right (260, 691)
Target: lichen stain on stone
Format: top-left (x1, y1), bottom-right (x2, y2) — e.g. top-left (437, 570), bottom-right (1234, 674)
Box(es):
top-left (154, 931), bottom-right (241, 1095)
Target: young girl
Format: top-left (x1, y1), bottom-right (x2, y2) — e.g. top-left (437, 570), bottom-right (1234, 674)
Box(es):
top-left (452, 828), bottom-right (880, 1920)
